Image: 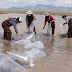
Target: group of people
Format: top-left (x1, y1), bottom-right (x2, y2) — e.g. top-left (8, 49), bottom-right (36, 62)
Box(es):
top-left (1, 10), bottom-right (72, 40)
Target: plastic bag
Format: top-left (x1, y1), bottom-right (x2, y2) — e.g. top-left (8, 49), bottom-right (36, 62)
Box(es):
top-left (24, 48), bottom-right (46, 58)
top-left (59, 23), bottom-right (68, 37)
top-left (33, 41), bottom-right (44, 49)
top-left (0, 57), bottom-right (28, 72)
top-left (43, 23), bottom-right (51, 35)
top-left (24, 43), bottom-right (37, 50)
top-left (15, 39), bottom-right (31, 46)
top-left (7, 52), bottom-right (34, 67)
top-left (47, 23), bottom-right (51, 35)
top-left (22, 32), bottom-right (36, 42)
top-left (0, 53), bottom-right (8, 60)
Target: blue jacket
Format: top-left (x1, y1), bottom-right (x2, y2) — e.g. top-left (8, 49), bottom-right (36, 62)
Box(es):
top-left (9, 18), bottom-right (18, 32)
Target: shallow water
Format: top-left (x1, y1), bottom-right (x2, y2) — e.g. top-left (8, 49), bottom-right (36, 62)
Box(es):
top-left (0, 13), bottom-right (72, 72)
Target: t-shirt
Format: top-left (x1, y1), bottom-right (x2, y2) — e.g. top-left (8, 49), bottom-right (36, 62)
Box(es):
top-left (26, 14), bottom-right (35, 24)
top-left (45, 15), bottom-right (55, 25)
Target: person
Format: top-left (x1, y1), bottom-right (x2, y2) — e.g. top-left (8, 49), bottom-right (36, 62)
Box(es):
top-left (43, 12), bottom-right (55, 35)
top-left (62, 15), bottom-right (72, 38)
top-left (2, 17), bottom-right (22, 40)
top-left (26, 10), bottom-right (36, 33)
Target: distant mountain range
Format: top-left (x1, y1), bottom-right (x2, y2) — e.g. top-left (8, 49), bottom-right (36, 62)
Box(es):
top-left (7, 4), bottom-right (72, 11)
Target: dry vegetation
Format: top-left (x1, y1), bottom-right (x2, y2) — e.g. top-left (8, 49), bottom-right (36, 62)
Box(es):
top-left (0, 10), bottom-right (72, 16)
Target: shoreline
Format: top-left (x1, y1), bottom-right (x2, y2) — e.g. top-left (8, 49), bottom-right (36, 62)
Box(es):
top-left (0, 10), bottom-right (72, 16)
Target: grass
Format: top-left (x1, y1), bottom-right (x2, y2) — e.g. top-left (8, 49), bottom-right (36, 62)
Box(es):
top-left (0, 10), bottom-right (72, 16)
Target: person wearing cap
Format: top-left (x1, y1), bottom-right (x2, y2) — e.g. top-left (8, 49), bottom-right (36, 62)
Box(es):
top-left (26, 10), bottom-right (36, 33)
top-left (62, 15), bottom-right (72, 38)
top-left (2, 17), bottom-right (22, 40)
top-left (43, 12), bottom-right (55, 35)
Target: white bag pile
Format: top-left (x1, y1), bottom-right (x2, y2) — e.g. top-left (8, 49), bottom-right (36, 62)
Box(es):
top-left (12, 32), bottom-right (47, 68)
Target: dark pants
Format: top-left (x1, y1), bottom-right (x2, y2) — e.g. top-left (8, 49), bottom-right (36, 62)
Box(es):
top-left (51, 22), bottom-right (55, 35)
top-left (33, 26), bottom-right (36, 33)
top-left (3, 26), bottom-right (12, 40)
top-left (2, 20), bottom-right (12, 40)
top-left (68, 33), bottom-right (72, 38)
top-left (67, 23), bottom-right (72, 38)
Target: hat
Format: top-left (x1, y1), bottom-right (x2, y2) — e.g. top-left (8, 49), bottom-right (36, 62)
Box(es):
top-left (62, 15), bottom-right (67, 18)
top-left (17, 17), bottom-right (22, 23)
top-left (26, 10), bottom-right (33, 14)
top-left (44, 12), bottom-right (50, 17)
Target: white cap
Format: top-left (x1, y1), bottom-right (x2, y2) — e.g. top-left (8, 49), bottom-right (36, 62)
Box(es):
top-left (19, 17), bottom-right (22, 22)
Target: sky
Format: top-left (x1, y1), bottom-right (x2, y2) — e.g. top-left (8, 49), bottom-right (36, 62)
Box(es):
top-left (0, 0), bottom-right (72, 8)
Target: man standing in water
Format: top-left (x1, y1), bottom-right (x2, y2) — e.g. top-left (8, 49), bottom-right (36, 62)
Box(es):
top-left (43, 12), bottom-right (55, 35)
top-left (2, 17), bottom-right (22, 40)
top-left (26, 10), bottom-right (36, 33)
top-left (62, 15), bottom-right (72, 38)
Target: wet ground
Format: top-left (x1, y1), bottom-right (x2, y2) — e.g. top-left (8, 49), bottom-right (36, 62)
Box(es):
top-left (0, 13), bottom-right (72, 72)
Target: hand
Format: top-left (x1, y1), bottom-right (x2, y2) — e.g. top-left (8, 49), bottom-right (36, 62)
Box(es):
top-left (19, 35), bottom-right (22, 40)
top-left (50, 21), bottom-right (52, 23)
top-left (43, 27), bottom-right (45, 29)
top-left (16, 32), bottom-right (22, 40)
top-left (63, 23), bottom-right (65, 25)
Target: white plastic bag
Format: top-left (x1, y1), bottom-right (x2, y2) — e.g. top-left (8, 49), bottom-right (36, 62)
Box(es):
top-left (59, 23), bottom-right (68, 36)
top-left (43, 23), bottom-right (51, 35)
top-left (24, 43), bottom-right (37, 49)
top-left (7, 52), bottom-right (34, 67)
top-left (47, 23), bottom-right (51, 35)
top-left (0, 53), bottom-right (8, 60)
top-left (0, 57), bottom-right (28, 72)
top-left (22, 32), bottom-right (36, 42)
top-left (33, 41), bottom-right (44, 49)
top-left (24, 48), bottom-right (46, 58)
top-left (15, 39), bottom-right (31, 46)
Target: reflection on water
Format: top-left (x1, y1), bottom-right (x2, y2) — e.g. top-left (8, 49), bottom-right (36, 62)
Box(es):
top-left (0, 13), bottom-right (72, 72)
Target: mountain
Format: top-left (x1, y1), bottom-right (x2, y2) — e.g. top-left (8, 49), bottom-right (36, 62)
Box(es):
top-left (7, 4), bottom-right (72, 11)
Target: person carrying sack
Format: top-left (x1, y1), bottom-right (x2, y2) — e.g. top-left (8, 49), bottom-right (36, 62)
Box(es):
top-left (62, 15), bottom-right (72, 38)
top-left (2, 17), bottom-right (22, 40)
top-left (43, 12), bottom-right (55, 35)
top-left (26, 10), bottom-right (36, 33)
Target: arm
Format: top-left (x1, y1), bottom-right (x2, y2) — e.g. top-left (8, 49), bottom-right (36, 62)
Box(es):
top-left (63, 18), bottom-right (68, 25)
top-left (43, 19), bottom-right (47, 29)
top-left (26, 16), bottom-right (28, 28)
top-left (16, 32), bottom-right (22, 40)
top-left (33, 18), bottom-right (36, 20)
top-left (33, 15), bottom-right (36, 20)
top-left (13, 22), bottom-right (22, 40)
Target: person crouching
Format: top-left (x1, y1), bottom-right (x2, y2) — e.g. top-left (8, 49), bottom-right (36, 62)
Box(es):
top-left (62, 15), bottom-right (72, 38)
top-left (43, 12), bottom-right (55, 35)
top-left (2, 17), bottom-right (22, 40)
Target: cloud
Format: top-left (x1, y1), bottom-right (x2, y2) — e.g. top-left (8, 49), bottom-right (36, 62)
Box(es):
top-left (0, 0), bottom-right (72, 8)
top-left (10, 0), bottom-right (18, 3)
top-left (21, 0), bottom-right (49, 4)
top-left (53, 0), bottom-right (72, 7)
